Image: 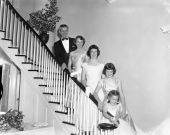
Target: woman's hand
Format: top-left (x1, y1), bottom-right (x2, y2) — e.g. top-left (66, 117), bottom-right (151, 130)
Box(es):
top-left (98, 102), bottom-right (103, 111)
top-left (103, 90), bottom-right (107, 97)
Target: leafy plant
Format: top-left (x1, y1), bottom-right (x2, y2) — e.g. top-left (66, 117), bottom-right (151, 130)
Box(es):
top-left (27, 0), bottom-right (61, 34)
top-left (0, 109), bottom-right (24, 131)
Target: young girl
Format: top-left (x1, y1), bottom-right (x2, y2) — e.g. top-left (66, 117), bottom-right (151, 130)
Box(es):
top-left (102, 90), bottom-right (136, 135)
top-left (81, 45), bottom-right (104, 93)
top-left (93, 63), bottom-right (136, 131)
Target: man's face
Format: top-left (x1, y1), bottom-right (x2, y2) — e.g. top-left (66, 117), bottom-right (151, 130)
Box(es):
top-left (60, 27), bottom-right (68, 38)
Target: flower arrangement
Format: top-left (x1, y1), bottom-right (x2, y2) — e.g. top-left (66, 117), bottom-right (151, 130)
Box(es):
top-left (0, 109), bottom-right (24, 132)
top-left (27, 0), bottom-right (61, 34)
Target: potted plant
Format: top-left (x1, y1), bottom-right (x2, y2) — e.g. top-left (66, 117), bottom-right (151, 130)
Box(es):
top-left (27, 0), bottom-right (61, 44)
top-left (0, 109), bottom-right (24, 132)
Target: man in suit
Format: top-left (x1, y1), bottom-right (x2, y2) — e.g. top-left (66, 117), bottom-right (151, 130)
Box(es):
top-left (53, 24), bottom-right (77, 70)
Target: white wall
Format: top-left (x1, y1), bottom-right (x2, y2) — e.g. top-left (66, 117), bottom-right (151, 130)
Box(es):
top-left (55, 0), bottom-right (170, 131)
top-left (13, 0), bottom-right (170, 131)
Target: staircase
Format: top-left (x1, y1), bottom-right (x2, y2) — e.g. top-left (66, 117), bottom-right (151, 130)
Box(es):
top-left (0, 0), bottom-right (136, 135)
top-left (0, 0), bottom-right (101, 134)
top-left (0, 31), bottom-right (77, 135)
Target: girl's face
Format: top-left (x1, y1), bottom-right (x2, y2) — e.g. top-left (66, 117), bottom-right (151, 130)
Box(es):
top-left (90, 49), bottom-right (98, 59)
top-left (105, 69), bottom-right (114, 78)
top-left (109, 95), bottom-right (119, 105)
top-left (76, 38), bottom-right (84, 48)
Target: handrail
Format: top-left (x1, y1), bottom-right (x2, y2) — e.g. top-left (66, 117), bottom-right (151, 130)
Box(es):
top-left (1, 0), bottom-right (98, 106)
top-left (4, 0), bottom-right (57, 63)
top-left (4, 0), bottom-right (100, 106)
top-left (69, 71), bottom-right (98, 105)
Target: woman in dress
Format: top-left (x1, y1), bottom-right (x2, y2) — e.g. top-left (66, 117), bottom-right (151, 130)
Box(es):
top-left (68, 35), bottom-right (88, 81)
top-left (81, 45), bottom-right (104, 93)
top-left (80, 45), bottom-right (104, 132)
top-left (65, 35), bottom-right (87, 109)
top-left (93, 63), bottom-right (136, 131)
top-left (102, 90), bottom-right (136, 135)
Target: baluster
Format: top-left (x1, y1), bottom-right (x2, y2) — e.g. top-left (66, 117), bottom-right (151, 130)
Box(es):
top-left (32, 35), bottom-right (37, 70)
top-left (41, 46), bottom-right (45, 80)
top-left (19, 22), bottom-right (25, 55)
top-left (35, 39), bottom-right (39, 71)
top-left (29, 31), bottom-right (34, 62)
top-left (45, 56), bottom-right (49, 89)
top-left (58, 68), bottom-right (61, 103)
top-left (5, 4), bottom-right (11, 39)
top-left (49, 55), bottom-right (52, 93)
top-left (55, 64), bottom-right (59, 102)
top-left (2, 0), bottom-right (7, 31)
top-left (38, 43), bottom-right (42, 77)
top-left (9, 10), bottom-right (15, 40)
top-left (17, 20), bottom-right (22, 54)
top-left (25, 29), bottom-right (31, 62)
top-left (51, 59), bottom-right (54, 93)
top-left (0, 0), bottom-right (4, 30)
top-left (43, 50), bottom-right (47, 91)
top-left (52, 63), bottom-right (56, 102)
top-left (12, 14), bottom-right (18, 47)
top-left (50, 59), bottom-right (54, 95)
top-left (22, 25), bottom-right (28, 56)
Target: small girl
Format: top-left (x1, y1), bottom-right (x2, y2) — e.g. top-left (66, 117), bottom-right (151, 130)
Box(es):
top-left (94, 63), bottom-right (136, 131)
top-left (102, 90), bottom-right (136, 135)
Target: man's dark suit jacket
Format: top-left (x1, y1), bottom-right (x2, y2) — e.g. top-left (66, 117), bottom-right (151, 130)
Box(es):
top-left (53, 38), bottom-right (77, 66)
top-left (0, 82), bottom-right (3, 101)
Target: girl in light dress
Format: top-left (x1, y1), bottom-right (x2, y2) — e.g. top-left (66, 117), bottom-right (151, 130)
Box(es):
top-left (80, 45), bottom-right (104, 132)
top-left (81, 45), bottom-right (104, 94)
top-left (93, 63), bottom-right (136, 131)
top-left (102, 90), bottom-right (136, 135)
top-left (68, 35), bottom-right (88, 81)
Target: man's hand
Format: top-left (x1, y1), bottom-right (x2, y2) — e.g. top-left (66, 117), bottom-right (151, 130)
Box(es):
top-left (61, 63), bottom-right (67, 70)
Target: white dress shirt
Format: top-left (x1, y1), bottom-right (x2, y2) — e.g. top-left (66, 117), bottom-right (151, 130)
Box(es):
top-left (62, 38), bottom-right (69, 53)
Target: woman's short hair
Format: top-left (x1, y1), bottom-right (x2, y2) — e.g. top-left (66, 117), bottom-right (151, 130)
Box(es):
top-left (75, 35), bottom-right (86, 46)
top-left (87, 44), bottom-right (100, 57)
top-left (103, 63), bottom-right (116, 75)
top-left (107, 90), bottom-right (120, 101)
